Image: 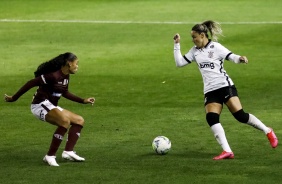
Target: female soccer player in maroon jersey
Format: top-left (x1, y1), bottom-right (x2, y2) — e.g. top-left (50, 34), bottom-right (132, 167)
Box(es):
top-left (4, 52), bottom-right (95, 166)
top-left (173, 20), bottom-right (278, 160)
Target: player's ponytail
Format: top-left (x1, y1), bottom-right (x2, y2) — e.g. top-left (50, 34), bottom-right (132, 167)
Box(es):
top-left (192, 20), bottom-right (223, 41)
top-left (34, 52), bottom-right (77, 77)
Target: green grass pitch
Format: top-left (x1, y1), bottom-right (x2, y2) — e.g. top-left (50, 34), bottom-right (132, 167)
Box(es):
top-left (1, 0), bottom-right (282, 183)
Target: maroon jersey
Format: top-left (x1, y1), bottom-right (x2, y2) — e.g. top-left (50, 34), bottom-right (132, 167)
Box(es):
top-left (12, 70), bottom-right (84, 106)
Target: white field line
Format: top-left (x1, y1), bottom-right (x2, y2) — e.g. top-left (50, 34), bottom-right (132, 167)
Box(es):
top-left (0, 19), bottom-right (282, 25)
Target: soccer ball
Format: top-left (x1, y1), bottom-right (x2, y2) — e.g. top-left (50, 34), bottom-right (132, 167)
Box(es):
top-left (152, 136), bottom-right (171, 155)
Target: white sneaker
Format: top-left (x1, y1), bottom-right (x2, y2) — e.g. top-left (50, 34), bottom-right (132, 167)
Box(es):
top-left (62, 151), bottom-right (85, 162)
top-left (43, 155), bottom-right (59, 166)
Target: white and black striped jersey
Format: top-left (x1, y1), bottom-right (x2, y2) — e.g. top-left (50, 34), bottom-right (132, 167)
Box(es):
top-left (174, 40), bottom-right (240, 94)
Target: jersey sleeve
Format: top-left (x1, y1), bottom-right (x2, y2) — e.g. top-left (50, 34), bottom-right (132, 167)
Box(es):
top-left (215, 42), bottom-right (232, 60)
top-left (183, 47), bottom-right (195, 62)
top-left (62, 91), bottom-right (84, 103)
top-left (39, 73), bottom-right (56, 85)
top-left (12, 77), bottom-right (41, 101)
top-left (174, 43), bottom-right (194, 67)
top-left (215, 43), bottom-right (242, 63)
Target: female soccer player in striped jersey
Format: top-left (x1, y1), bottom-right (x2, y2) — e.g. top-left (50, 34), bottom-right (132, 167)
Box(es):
top-left (173, 20), bottom-right (278, 160)
top-left (4, 52), bottom-right (95, 166)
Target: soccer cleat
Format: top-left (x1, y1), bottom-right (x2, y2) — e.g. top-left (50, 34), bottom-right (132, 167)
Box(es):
top-left (43, 155), bottom-right (59, 166)
top-left (62, 151), bottom-right (85, 161)
top-left (267, 128), bottom-right (278, 148)
top-left (213, 151), bottom-right (234, 160)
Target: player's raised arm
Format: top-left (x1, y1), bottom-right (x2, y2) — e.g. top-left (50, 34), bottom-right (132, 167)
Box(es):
top-left (173, 33), bottom-right (190, 67)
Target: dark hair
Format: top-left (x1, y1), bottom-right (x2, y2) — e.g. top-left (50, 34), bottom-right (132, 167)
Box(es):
top-left (34, 52), bottom-right (77, 77)
top-left (191, 20), bottom-right (223, 41)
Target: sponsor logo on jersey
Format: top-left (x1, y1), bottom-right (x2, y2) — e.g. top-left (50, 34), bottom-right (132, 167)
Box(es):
top-left (52, 92), bottom-right (62, 97)
top-left (199, 62), bottom-right (215, 69)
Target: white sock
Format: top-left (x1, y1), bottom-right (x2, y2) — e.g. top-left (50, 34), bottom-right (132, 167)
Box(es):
top-left (247, 114), bottom-right (271, 134)
top-left (211, 123), bottom-right (232, 152)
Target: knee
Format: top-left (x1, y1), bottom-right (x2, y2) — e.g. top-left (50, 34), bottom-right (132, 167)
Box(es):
top-left (232, 109), bottom-right (249, 123)
top-left (206, 112), bottom-right (220, 127)
top-left (75, 116), bottom-right (85, 126)
top-left (59, 117), bottom-right (71, 128)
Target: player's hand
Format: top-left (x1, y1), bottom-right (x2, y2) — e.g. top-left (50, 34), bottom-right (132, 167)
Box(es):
top-left (173, 33), bottom-right (180, 43)
top-left (4, 94), bottom-right (15, 102)
top-left (84, 97), bottom-right (95, 106)
top-left (239, 56), bottom-right (248, 64)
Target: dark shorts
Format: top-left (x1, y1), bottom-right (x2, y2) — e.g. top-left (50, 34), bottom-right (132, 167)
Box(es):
top-left (204, 85), bottom-right (238, 106)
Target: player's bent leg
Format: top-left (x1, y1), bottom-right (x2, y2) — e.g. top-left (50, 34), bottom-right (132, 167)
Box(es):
top-left (47, 126), bottom-right (68, 157)
top-left (233, 109), bottom-right (278, 148)
top-left (45, 108), bottom-right (71, 128)
top-left (43, 109), bottom-right (71, 166)
top-left (225, 97), bottom-right (243, 114)
top-left (62, 109), bottom-right (84, 126)
top-left (232, 109), bottom-right (249, 123)
top-left (229, 97), bottom-right (278, 148)
top-left (247, 114), bottom-right (278, 148)
top-left (60, 109), bottom-right (85, 161)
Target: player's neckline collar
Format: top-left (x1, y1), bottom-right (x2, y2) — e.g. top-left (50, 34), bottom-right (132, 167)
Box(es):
top-left (196, 39), bottom-right (212, 49)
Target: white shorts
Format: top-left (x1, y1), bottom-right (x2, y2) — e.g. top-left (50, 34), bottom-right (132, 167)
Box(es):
top-left (31, 100), bottom-right (63, 121)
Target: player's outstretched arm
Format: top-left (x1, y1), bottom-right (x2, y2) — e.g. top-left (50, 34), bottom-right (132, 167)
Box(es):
top-left (4, 78), bottom-right (40, 102)
top-left (173, 33), bottom-right (190, 67)
top-left (63, 91), bottom-right (95, 106)
top-left (228, 54), bottom-right (248, 64)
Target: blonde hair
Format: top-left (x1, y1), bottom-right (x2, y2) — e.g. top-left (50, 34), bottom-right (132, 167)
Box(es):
top-left (191, 20), bottom-right (223, 41)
